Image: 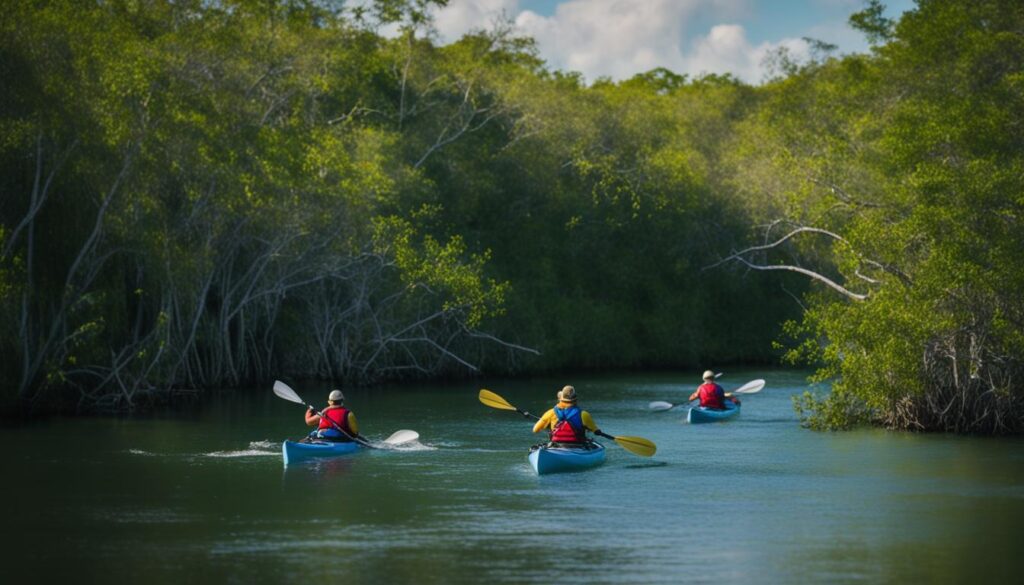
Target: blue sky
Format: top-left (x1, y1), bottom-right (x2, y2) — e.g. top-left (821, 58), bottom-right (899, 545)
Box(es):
top-left (431, 0), bottom-right (917, 83)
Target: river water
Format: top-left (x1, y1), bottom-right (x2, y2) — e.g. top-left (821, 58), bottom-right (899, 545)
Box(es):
top-left (4, 369), bottom-right (1023, 584)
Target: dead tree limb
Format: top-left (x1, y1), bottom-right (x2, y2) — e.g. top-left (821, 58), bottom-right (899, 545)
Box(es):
top-left (703, 226), bottom-right (873, 301)
top-left (728, 256), bottom-right (868, 301)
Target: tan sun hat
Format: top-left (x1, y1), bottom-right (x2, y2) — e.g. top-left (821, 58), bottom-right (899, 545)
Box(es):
top-left (702, 370), bottom-right (716, 381)
top-left (557, 385), bottom-right (577, 402)
top-left (328, 389), bottom-right (344, 402)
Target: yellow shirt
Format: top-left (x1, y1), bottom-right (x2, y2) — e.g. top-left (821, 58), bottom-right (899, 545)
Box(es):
top-left (345, 412), bottom-right (359, 435)
top-left (532, 402), bottom-right (598, 434)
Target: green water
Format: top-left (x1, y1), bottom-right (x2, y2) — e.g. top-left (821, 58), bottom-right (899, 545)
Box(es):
top-left (3, 369), bottom-right (1023, 584)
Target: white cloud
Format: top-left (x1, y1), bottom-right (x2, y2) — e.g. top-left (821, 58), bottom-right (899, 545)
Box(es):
top-left (686, 24), bottom-right (809, 82)
top-left (514, 0), bottom-right (701, 80)
top-left (433, 0), bottom-right (522, 41)
top-left (431, 0), bottom-right (810, 84)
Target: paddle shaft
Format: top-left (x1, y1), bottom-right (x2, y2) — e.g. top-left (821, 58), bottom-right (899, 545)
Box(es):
top-left (507, 405), bottom-right (539, 421)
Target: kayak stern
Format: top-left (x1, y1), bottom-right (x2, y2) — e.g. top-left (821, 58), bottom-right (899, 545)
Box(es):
top-left (282, 439), bottom-right (360, 465)
top-left (687, 402), bottom-right (741, 424)
top-left (528, 442), bottom-right (606, 475)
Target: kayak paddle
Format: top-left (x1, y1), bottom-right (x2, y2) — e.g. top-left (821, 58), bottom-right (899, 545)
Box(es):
top-left (593, 430), bottom-right (656, 457)
top-left (479, 388), bottom-right (538, 420)
top-left (478, 389), bottom-right (656, 457)
top-left (648, 378), bottom-right (765, 412)
top-left (273, 380), bottom-right (419, 448)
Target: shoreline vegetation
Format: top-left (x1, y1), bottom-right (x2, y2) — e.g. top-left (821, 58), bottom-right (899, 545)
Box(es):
top-left (2, 1), bottom-right (1021, 433)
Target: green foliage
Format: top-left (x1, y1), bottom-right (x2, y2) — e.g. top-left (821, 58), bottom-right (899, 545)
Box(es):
top-left (753, 0), bottom-right (1024, 433)
top-left (10, 0), bottom-right (1019, 433)
top-left (372, 214), bottom-right (507, 328)
top-left (364, 0), bottom-right (449, 28)
top-left (849, 0), bottom-right (896, 46)
top-left (792, 389), bottom-right (872, 431)
top-left (0, 0), bottom-right (805, 414)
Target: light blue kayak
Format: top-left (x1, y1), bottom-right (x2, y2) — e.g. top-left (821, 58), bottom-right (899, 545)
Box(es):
top-left (687, 401), bottom-right (740, 424)
top-left (282, 440), bottom-right (361, 465)
top-left (528, 442), bottom-right (606, 474)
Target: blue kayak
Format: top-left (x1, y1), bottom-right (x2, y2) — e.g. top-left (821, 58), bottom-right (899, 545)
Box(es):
top-left (528, 442), bottom-right (606, 475)
top-left (282, 440), bottom-right (361, 465)
top-left (687, 401), bottom-right (740, 424)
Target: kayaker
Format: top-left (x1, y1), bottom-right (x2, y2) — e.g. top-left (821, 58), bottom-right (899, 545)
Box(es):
top-left (305, 389), bottom-right (360, 442)
top-left (532, 385), bottom-right (599, 446)
top-left (688, 370), bottom-right (740, 410)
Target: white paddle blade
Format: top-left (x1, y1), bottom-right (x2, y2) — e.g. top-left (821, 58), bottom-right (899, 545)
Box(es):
top-left (648, 401), bottom-right (676, 412)
top-left (732, 379), bottom-right (766, 395)
top-left (273, 380), bottom-right (304, 404)
top-left (383, 429), bottom-right (419, 445)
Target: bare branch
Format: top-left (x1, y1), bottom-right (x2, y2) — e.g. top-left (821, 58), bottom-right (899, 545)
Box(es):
top-left (2, 135), bottom-right (79, 261)
top-left (779, 283), bottom-right (808, 311)
top-left (807, 176), bottom-right (883, 209)
top-left (730, 256), bottom-right (868, 301)
top-left (705, 222), bottom-right (912, 294)
top-left (466, 330), bottom-right (541, 355)
top-left (854, 269), bottom-right (880, 284)
top-left (703, 226), bottom-right (851, 271)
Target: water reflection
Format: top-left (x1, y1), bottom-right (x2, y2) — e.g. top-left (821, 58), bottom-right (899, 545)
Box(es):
top-left (282, 455), bottom-right (358, 480)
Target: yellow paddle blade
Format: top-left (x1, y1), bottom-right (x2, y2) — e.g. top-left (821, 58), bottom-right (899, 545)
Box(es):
top-left (613, 435), bottom-right (657, 457)
top-left (479, 389), bottom-right (517, 411)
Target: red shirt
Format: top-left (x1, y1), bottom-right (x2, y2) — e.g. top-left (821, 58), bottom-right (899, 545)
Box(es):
top-left (697, 382), bottom-right (726, 409)
top-left (318, 406), bottom-right (352, 433)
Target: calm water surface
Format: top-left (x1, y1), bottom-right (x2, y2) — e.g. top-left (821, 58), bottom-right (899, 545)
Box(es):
top-left (3, 369), bottom-right (1023, 584)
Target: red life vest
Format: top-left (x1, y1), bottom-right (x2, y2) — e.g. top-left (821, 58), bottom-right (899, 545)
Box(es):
top-left (697, 383), bottom-right (726, 409)
top-left (318, 406), bottom-right (352, 434)
top-left (550, 406), bottom-right (586, 443)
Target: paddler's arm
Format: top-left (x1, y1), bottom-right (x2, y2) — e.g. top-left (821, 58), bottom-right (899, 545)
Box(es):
top-left (305, 407), bottom-right (320, 427)
top-left (532, 409), bottom-right (555, 433)
top-left (688, 389), bottom-right (699, 401)
top-left (581, 411), bottom-right (599, 433)
top-left (347, 412), bottom-right (359, 435)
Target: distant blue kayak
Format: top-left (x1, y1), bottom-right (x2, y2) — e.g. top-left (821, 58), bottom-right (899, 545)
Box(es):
top-left (528, 442), bottom-right (606, 474)
top-left (282, 440), bottom-right (361, 465)
top-left (687, 401), bottom-right (740, 424)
